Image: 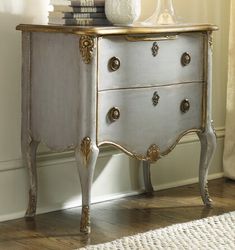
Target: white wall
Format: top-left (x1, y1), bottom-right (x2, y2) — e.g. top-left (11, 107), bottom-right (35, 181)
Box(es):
top-left (0, 0), bottom-right (230, 221)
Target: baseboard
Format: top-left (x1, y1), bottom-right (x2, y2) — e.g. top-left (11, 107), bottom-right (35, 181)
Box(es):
top-left (0, 172), bottom-right (224, 222)
top-left (153, 172), bottom-right (224, 191)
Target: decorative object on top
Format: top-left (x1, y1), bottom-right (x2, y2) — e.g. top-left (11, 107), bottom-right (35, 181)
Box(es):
top-left (49, 0), bottom-right (110, 26)
top-left (105, 0), bottom-right (141, 26)
top-left (143, 0), bottom-right (177, 26)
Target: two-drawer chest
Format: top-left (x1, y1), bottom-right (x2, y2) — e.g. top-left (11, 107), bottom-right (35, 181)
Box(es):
top-left (16, 24), bottom-right (218, 233)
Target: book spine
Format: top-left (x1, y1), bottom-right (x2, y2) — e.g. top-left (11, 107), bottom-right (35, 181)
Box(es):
top-left (49, 12), bottom-right (106, 18)
top-left (50, 0), bottom-right (105, 7)
top-left (53, 6), bottom-right (105, 13)
top-left (48, 17), bottom-right (110, 26)
top-left (76, 0), bottom-right (95, 6)
top-left (49, 18), bottom-right (110, 26)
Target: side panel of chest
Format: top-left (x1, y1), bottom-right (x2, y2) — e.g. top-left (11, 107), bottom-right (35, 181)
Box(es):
top-left (30, 32), bottom-right (97, 150)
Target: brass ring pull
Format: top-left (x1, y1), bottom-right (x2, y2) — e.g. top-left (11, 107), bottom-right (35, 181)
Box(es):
top-left (108, 107), bottom-right (120, 122)
top-left (109, 57), bottom-right (120, 71)
top-left (152, 91), bottom-right (160, 106)
top-left (181, 52), bottom-right (191, 66)
top-left (181, 99), bottom-right (190, 113)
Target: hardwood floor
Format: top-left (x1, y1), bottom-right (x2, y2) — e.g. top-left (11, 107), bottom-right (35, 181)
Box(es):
top-left (0, 178), bottom-right (234, 250)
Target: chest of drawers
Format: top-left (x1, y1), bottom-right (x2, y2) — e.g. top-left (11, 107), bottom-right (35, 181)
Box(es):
top-left (17, 24), bottom-right (218, 233)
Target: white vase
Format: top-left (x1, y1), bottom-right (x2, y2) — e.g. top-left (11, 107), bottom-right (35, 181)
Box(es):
top-left (105, 0), bottom-right (141, 26)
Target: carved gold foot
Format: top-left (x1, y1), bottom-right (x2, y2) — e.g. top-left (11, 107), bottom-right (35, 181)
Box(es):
top-left (25, 189), bottom-right (37, 218)
top-left (80, 205), bottom-right (91, 234)
top-left (202, 183), bottom-right (213, 208)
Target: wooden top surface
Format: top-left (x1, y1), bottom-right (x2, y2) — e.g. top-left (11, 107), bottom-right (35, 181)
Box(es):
top-left (16, 23), bottom-right (218, 36)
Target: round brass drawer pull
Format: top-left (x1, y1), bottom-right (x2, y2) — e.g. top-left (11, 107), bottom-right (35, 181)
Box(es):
top-left (108, 107), bottom-right (120, 122)
top-left (181, 52), bottom-right (191, 66)
top-left (109, 57), bottom-right (121, 71)
top-left (181, 99), bottom-right (190, 113)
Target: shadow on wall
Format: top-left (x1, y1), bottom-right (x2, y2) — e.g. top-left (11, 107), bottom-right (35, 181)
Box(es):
top-left (0, 0), bottom-right (49, 162)
top-left (140, 0), bottom-right (211, 24)
top-left (0, 0), bottom-right (49, 28)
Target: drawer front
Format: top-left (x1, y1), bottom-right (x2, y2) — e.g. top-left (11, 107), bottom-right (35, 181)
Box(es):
top-left (98, 33), bottom-right (204, 91)
top-left (97, 82), bottom-right (203, 155)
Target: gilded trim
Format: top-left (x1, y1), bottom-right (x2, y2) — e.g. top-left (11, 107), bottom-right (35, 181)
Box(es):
top-left (211, 120), bottom-right (217, 137)
top-left (79, 35), bottom-right (95, 64)
top-left (132, 144), bottom-right (161, 162)
top-left (147, 144), bottom-right (161, 162)
top-left (126, 35), bottom-right (178, 42)
top-left (16, 24), bottom-right (219, 36)
top-left (80, 137), bottom-right (92, 166)
top-left (201, 32), bottom-right (208, 131)
top-left (98, 81), bottom-right (204, 92)
top-left (25, 189), bottom-right (37, 217)
top-left (95, 36), bottom-right (102, 147)
top-left (80, 205), bottom-right (90, 233)
top-left (204, 183), bottom-right (213, 207)
top-left (208, 31), bottom-right (213, 50)
top-left (98, 129), bottom-right (202, 162)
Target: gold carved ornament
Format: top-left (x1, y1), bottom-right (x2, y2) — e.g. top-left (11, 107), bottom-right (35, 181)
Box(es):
top-left (79, 35), bottom-right (95, 64)
top-left (134, 144), bottom-right (161, 163)
top-left (146, 144), bottom-right (161, 162)
top-left (208, 32), bottom-right (213, 50)
top-left (80, 137), bottom-right (92, 166)
top-left (80, 205), bottom-right (90, 233)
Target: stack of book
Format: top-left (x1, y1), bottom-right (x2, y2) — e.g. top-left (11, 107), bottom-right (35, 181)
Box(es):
top-left (49, 0), bottom-right (110, 26)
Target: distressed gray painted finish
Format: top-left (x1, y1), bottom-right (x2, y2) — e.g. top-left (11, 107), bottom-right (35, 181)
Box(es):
top-left (31, 32), bottom-right (97, 151)
top-left (22, 32), bottom-right (99, 233)
top-left (197, 32), bottom-right (216, 207)
top-left (21, 32), bottom-right (40, 218)
top-left (20, 28), bottom-right (216, 233)
top-left (98, 82), bottom-right (203, 154)
top-left (98, 33), bottom-right (204, 91)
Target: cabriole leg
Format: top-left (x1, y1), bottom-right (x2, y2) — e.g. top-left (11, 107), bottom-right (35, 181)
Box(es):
top-left (22, 140), bottom-right (39, 218)
top-left (197, 124), bottom-right (216, 207)
top-left (75, 137), bottom-right (99, 234)
top-left (143, 161), bottom-right (154, 194)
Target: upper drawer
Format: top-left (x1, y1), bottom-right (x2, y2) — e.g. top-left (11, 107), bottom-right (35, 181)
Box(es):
top-left (98, 33), bottom-right (204, 91)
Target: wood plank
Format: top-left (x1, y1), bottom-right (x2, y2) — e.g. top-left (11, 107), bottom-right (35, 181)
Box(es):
top-left (0, 178), bottom-right (234, 249)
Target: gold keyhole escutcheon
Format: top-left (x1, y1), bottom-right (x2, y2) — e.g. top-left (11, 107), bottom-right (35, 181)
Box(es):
top-left (152, 91), bottom-right (160, 106)
top-left (152, 42), bottom-right (159, 57)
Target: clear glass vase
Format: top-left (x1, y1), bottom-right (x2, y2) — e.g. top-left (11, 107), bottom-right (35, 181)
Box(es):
top-left (143, 0), bottom-right (177, 26)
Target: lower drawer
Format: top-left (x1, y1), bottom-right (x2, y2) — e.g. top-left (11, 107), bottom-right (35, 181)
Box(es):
top-left (97, 82), bottom-right (204, 156)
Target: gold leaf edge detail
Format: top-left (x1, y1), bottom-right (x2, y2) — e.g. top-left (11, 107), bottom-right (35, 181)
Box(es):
top-left (80, 205), bottom-right (90, 233)
top-left (134, 144), bottom-right (161, 163)
top-left (80, 137), bottom-right (92, 166)
top-left (208, 32), bottom-right (213, 50)
top-left (79, 35), bottom-right (95, 64)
